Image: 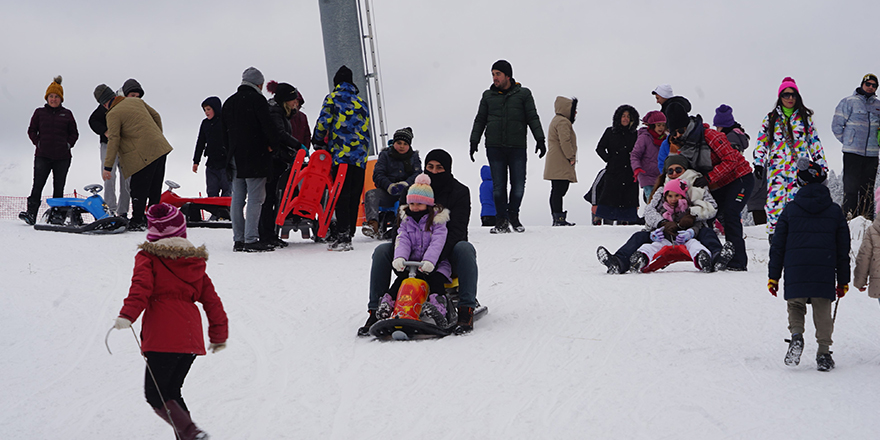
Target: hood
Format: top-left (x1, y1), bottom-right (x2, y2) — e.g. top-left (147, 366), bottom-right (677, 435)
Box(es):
top-left (139, 238), bottom-right (209, 284)
top-left (201, 96), bottom-right (222, 117)
top-left (554, 96), bottom-right (573, 119)
top-left (480, 165), bottom-right (492, 181)
top-left (612, 104), bottom-right (639, 133)
top-left (336, 81), bottom-right (360, 95)
top-left (791, 183), bottom-right (833, 214)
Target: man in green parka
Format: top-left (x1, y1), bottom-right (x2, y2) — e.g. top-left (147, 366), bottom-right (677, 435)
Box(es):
top-left (470, 59), bottom-right (545, 233)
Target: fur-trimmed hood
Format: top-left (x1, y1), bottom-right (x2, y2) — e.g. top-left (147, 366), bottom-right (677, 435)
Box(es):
top-left (612, 104), bottom-right (640, 133)
top-left (138, 237), bottom-right (208, 260)
top-left (398, 206), bottom-right (451, 224)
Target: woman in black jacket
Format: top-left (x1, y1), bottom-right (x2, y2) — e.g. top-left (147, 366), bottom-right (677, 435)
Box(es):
top-left (595, 104), bottom-right (640, 224)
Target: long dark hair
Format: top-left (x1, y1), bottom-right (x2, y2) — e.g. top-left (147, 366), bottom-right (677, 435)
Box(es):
top-left (767, 88), bottom-right (814, 137)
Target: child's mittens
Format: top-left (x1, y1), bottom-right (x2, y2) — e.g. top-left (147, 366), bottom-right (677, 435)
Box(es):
top-left (650, 228), bottom-right (665, 242)
top-left (114, 317), bottom-right (132, 330)
top-left (836, 284), bottom-right (848, 298)
top-left (388, 182), bottom-right (409, 196)
top-left (208, 342), bottom-right (227, 353)
top-left (392, 257), bottom-right (406, 272)
top-left (419, 261), bottom-right (435, 274)
top-left (768, 279), bottom-right (778, 297)
top-left (674, 228), bottom-right (695, 244)
top-left (677, 213), bottom-right (695, 229)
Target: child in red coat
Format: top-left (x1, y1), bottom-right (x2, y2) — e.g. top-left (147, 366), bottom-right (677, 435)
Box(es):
top-left (114, 202), bottom-right (227, 440)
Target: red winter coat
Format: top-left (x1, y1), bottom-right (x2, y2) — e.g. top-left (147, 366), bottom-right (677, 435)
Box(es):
top-left (289, 110), bottom-right (311, 153)
top-left (702, 124), bottom-right (752, 189)
top-left (118, 238), bottom-right (228, 355)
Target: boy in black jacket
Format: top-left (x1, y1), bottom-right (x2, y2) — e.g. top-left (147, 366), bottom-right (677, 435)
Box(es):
top-left (192, 96), bottom-right (230, 197)
top-left (768, 157), bottom-right (850, 371)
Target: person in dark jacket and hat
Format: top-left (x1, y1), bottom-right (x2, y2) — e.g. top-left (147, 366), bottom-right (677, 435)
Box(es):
top-left (193, 96), bottom-right (230, 198)
top-left (768, 158), bottom-right (850, 372)
top-left (362, 126), bottom-right (422, 239)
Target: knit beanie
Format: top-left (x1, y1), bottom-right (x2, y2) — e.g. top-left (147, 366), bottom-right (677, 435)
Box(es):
top-left (863, 73), bottom-right (879, 85)
top-left (333, 65), bottom-right (353, 87)
top-left (665, 102), bottom-right (690, 132)
top-left (392, 127), bottom-right (414, 145)
top-left (145, 203), bottom-right (187, 242)
top-left (407, 174), bottom-right (435, 206)
top-left (44, 75), bottom-right (63, 102)
top-left (94, 84), bottom-right (116, 105)
top-left (663, 178), bottom-right (689, 199)
top-left (491, 59), bottom-right (513, 78)
top-left (796, 156), bottom-right (827, 186)
top-left (663, 154), bottom-right (690, 173)
top-left (778, 77), bottom-right (799, 96)
top-left (267, 80), bottom-right (298, 103)
top-left (642, 110), bottom-right (666, 125)
top-left (424, 149), bottom-right (452, 173)
top-left (713, 104), bottom-right (736, 128)
top-left (122, 78), bottom-right (144, 97)
top-left (242, 67), bottom-right (264, 86)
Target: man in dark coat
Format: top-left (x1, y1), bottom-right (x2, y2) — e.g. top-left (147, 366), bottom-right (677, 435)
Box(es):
top-left (222, 67), bottom-right (280, 252)
top-left (193, 96), bottom-right (230, 197)
top-left (768, 158), bottom-right (850, 371)
top-left (470, 59), bottom-right (545, 234)
top-left (652, 84), bottom-right (692, 118)
top-left (359, 149), bottom-right (480, 335)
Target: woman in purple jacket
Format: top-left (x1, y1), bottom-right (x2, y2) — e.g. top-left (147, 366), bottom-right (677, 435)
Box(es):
top-left (20, 76), bottom-right (79, 225)
top-left (377, 173), bottom-right (452, 327)
top-left (631, 110), bottom-right (666, 202)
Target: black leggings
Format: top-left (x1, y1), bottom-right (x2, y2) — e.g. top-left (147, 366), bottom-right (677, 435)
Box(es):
top-left (129, 154), bottom-right (167, 224)
top-left (144, 352), bottom-right (196, 410)
top-left (549, 180), bottom-right (570, 213)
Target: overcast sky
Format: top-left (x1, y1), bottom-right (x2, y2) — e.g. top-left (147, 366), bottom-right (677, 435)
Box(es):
top-left (1, 0), bottom-right (875, 226)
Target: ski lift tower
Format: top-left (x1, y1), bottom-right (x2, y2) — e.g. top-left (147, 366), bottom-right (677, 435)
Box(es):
top-left (318, 0), bottom-right (388, 155)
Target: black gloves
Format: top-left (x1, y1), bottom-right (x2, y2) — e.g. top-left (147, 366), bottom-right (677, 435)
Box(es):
top-left (470, 142), bottom-right (478, 162)
top-left (692, 176), bottom-right (709, 188)
top-left (536, 140), bottom-right (546, 159)
top-left (754, 165), bottom-right (764, 181)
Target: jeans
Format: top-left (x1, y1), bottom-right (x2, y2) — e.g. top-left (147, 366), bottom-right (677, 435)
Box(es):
top-left (363, 188), bottom-right (400, 222)
top-left (205, 166), bottom-right (232, 197)
top-left (842, 152), bottom-right (878, 220)
top-left (129, 154), bottom-right (167, 225)
top-left (369, 241), bottom-right (478, 309)
top-left (710, 173), bottom-right (755, 269)
top-left (27, 156), bottom-right (71, 213)
top-left (486, 147), bottom-right (527, 220)
top-left (550, 180), bottom-right (570, 213)
top-left (232, 177), bottom-right (267, 243)
top-left (143, 352), bottom-right (196, 410)
top-left (99, 142), bottom-right (130, 215)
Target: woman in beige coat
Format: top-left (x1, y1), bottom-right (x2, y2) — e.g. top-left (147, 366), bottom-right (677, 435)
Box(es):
top-left (543, 96), bottom-right (578, 226)
top-left (854, 188), bottom-right (880, 301)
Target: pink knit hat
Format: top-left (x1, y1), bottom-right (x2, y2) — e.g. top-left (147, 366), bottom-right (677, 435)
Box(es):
top-left (642, 110), bottom-right (666, 125)
top-left (778, 77), bottom-right (799, 96)
top-left (663, 178), bottom-right (688, 199)
top-left (406, 174), bottom-right (434, 206)
top-left (145, 203), bottom-right (187, 241)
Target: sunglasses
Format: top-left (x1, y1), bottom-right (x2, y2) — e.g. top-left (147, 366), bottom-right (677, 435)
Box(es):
top-left (780, 92), bottom-right (797, 99)
top-left (667, 166), bottom-right (685, 175)
top-left (865, 82), bottom-right (879, 88)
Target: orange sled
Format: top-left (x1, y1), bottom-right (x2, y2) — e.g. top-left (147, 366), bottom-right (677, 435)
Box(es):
top-left (274, 149), bottom-right (347, 239)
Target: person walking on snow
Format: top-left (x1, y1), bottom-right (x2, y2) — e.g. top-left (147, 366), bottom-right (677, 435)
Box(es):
top-left (595, 104), bottom-right (641, 224)
top-left (768, 158), bottom-right (849, 372)
top-left (543, 96), bottom-right (578, 226)
top-left (832, 73), bottom-right (880, 220)
top-left (113, 203), bottom-right (228, 440)
top-left (469, 59), bottom-right (545, 233)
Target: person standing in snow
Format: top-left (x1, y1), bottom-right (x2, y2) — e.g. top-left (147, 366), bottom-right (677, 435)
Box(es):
top-left (362, 127), bottom-right (422, 239)
top-left (311, 65), bottom-right (371, 251)
top-left (19, 75), bottom-right (79, 225)
top-left (192, 96), bottom-right (231, 198)
top-left (120, 78), bottom-right (145, 98)
top-left (113, 203), bottom-right (228, 440)
top-left (853, 188), bottom-right (880, 303)
top-left (768, 158), bottom-right (849, 372)
top-left (754, 77), bottom-right (827, 238)
top-left (652, 84), bottom-right (692, 119)
top-left (543, 96), bottom-right (578, 226)
top-left (832, 73), bottom-right (880, 220)
top-left (595, 104), bottom-right (640, 224)
top-left (713, 104), bottom-right (767, 226)
top-left (469, 59), bottom-right (545, 234)
top-left (90, 100), bottom-right (130, 219)
top-left (631, 110), bottom-right (666, 202)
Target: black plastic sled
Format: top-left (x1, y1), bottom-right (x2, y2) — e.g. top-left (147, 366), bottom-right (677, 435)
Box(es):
top-left (368, 305), bottom-right (488, 341)
top-left (34, 208), bottom-right (128, 234)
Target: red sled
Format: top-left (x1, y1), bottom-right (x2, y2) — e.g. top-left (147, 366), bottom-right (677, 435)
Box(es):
top-left (160, 180), bottom-right (232, 228)
top-left (274, 149), bottom-right (347, 239)
top-left (641, 244), bottom-right (692, 273)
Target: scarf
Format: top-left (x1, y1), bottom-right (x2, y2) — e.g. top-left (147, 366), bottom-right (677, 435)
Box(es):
top-left (661, 198), bottom-right (690, 223)
top-left (649, 128), bottom-right (666, 146)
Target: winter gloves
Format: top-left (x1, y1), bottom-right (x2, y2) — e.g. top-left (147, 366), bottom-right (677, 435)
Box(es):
top-left (469, 142), bottom-right (478, 162)
top-left (388, 182), bottom-right (409, 196)
top-left (114, 317), bottom-right (132, 329)
top-left (536, 140), bottom-right (546, 159)
top-left (674, 228), bottom-right (695, 245)
top-left (392, 257), bottom-right (406, 272)
top-left (633, 168), bottom-right (645, 182)
top-left (208, 342), bottom-right (226, 353)
top-left (650, 228), bottom-right (665, 242)
top-left (754, 165), bottom-right (765, 181)
top-left (677, 213), bottom-right (695, 229)
top-left (836, 284), bottom-right (848, 298)
top-left (768, 279), bottom-right (779, 296)
top-left (692, 176), bottom-right (709, 188)
top-left (420, 261), bottom-right (435, 274)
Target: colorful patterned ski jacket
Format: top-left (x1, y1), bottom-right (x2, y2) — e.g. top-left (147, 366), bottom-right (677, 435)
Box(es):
top-left (312, 82), bottom-right (371, 168)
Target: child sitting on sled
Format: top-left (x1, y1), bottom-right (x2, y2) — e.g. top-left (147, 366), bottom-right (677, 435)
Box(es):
top-left (635, 178), bottom-right (713, 272)
top-left (377, 173), bottom-right (453, 327)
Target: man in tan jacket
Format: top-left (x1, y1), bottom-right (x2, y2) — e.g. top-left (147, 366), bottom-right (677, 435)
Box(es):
top-left (95, 84), bottom-right (173, 231)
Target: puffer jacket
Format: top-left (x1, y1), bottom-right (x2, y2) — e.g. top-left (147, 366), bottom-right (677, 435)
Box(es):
top-left (470, 81), bottom-right (545, 149)
top-left (768, 183), bottom-right (850, 301)
top-left (595, 105), bottom-right (639, 208)
top-left (372, 147), bottom-right (422, 191)
top-left (832, 89), bottom-right (880, 157)
top-left (313, 81), bottom-right (371, 168)
top-left (28, 104), bottom-right (78, 160)
top-left (631, 127), bottom-right (661, 187)
top-left (479, 165), bottom-right (495, 217)
top-left (644, 171), bottom-right (717, 229)
top-left (854, 217), bottom-right (880, 298)
top-left (118, 237), bottom-right (228, 355)
top-left (394, 207), bottom-right (452, 281)
top-left (105, 97), bottom-right (173, 178)
top-left (543, 96), bottom-right (577, 182)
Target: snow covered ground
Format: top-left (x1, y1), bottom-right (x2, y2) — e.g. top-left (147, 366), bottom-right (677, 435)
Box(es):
top-left (2, 218), bottom-right (880, 439)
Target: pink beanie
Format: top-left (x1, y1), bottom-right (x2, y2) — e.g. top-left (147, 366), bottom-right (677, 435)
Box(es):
top-left (663, 178), bottom-right (689, 199)
top-left (406, 174), bottom-right (434, 206)
top-left (642, 110), bottom-right (666, 125)
top-left (145, 203), bottom-right (187, 241)
top-left (778, 77), bottom-right (799, 96)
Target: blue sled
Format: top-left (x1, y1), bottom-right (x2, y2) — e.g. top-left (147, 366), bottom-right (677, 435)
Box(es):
top-left (34, 184), bottom-right (128, 234)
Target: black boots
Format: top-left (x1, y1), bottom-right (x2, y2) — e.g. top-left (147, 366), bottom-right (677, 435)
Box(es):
top-left (784, 333), bottom-right (804, 366)
top-left (552, 212), bottom-right (575, 226)
top-left (816, 352), bottom-right (835, 372)
top-left (453, 306), bottom-right (474, 334)
top-left (357, 310), bottom-right (378, 337)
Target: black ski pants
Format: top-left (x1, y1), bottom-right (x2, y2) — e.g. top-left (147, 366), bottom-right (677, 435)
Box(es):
top-left (144, 352), bottom-right (197, 410)
top-left (27, 156), bottom-right (71, 213)
top-left (334, 164), bottom-right (366, 239)
top-left (842, 152), bottom-right (878, 220)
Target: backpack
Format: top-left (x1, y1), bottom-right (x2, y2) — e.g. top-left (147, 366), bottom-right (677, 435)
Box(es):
top-left (677, 117), bottom-right (713, 173)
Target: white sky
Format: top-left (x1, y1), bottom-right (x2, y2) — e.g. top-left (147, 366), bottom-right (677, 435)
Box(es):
top-left (1, 0), bottom-right (875, 226)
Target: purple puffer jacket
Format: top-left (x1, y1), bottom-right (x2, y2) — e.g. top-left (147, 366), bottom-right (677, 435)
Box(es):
top-left (28, 104), bottom-right (78, 160)
top-left (630, 127), bottom-right (660, 187)
top-left (394, 207), bottom-right (452, 282)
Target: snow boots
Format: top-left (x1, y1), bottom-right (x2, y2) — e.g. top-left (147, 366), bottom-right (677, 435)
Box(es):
top-left (376, 293), bottom-right (395, 320)
top-left (361, 220), bottom-right (380, 239)
top-left (695, 250), bottom-right (712, 273)
top-left (420, 294), bottom-right (449, 328)
top-left (784, 333), bottom-right (804, 366)
top-left (490, 218), bottom-right (512, 234)
top-left (816, 352), bottom-right (835, 372)
top-left (154, 400), bottom-right (209, 440)
top-left (454, 306), bottom-right (474, 334)
top-left (328, 232), bottom-right (353, 251)
top-left (629, 252), bottom-right (648, 273)
top-left (597, 246), bottom-right (622, 274)
top-left (508, 213), bottom-right (525, 233)
top-left (18, 211), bottom-right (36, 225)
top-left (552, 212), bottom-right (575, 226)
top-left (357, 310), bottom-right (378, 337)
top-left (713, 242), bottom-right (735, 272)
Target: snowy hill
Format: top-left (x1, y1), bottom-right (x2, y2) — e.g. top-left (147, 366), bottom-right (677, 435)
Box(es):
top-left (2, 219), bottom-right (879, 439)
